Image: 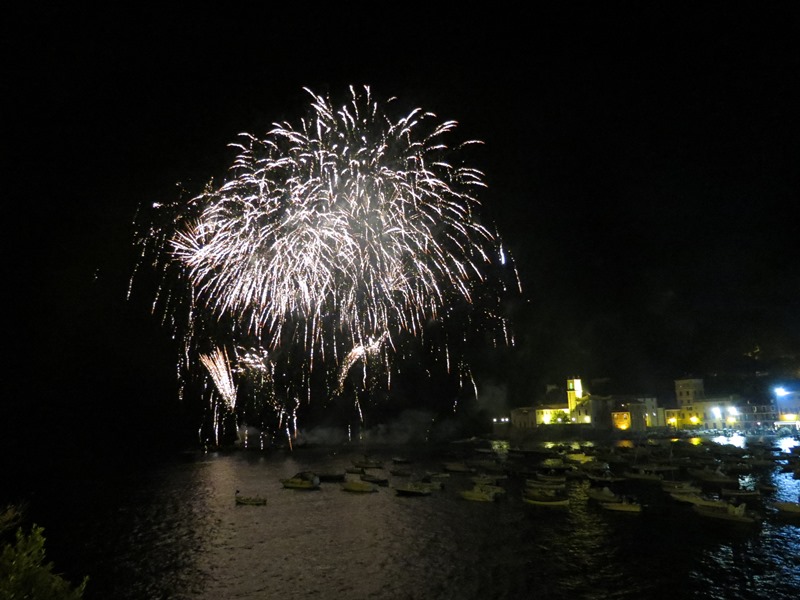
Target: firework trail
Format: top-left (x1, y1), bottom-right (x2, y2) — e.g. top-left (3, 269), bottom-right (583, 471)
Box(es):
top-left (134, 86), bottom-right (518, 440)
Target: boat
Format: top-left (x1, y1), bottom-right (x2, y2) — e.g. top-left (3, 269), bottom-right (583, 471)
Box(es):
top-left (586, 486), bottom-right (621, 503)
top-left (393, 482), bottom-right (432, 497)
top-left (360, 473), bottom-right (389, 486)
top-left (600, 498), bottom-right (642, 513)
top-left (623, 468), bottom-right (663, 482)
top-left (475, 484), bottom-right (505, 496)
top-left (720, 488), bottom-right (760, 499)
top-left (772, 501), bottom-right (800, 515)
top-left (687, 466), bottom-right (738, 485)
top-left (661, 480), bottom-right (701, 494)
top-left (534, 472), bottom-right (567, 483)
top-left (524, 479), bottom-right (566, 491)
top-left (522, 493), bottom-right (569, 507)
top-left (235, 492), bottom-right (267, 506)
top-left (460, 487), bottom-right (497, 502)
top-left (471, 474), bottom-right (506, 486)
top-left (281, 472), bottom-right (320, 490)
top-left (692, 502), bottom-right (761, 524)
top-left (586, 471), bottom-right (627, 483)
top-left (668, 493), bottom-right (729, 509)
top-left (341, 480), bottom-right (377, 493)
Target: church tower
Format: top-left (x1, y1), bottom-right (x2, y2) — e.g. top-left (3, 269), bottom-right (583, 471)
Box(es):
top-left (567, 377), bottom-right (583, 413)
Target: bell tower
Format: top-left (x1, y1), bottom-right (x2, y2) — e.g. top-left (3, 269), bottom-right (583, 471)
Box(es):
top-left (567, 377), bottom-right (583, 413)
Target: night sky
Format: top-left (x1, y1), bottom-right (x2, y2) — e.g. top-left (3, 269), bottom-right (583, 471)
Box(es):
top-left (4, 5), bottom-right (799, 450)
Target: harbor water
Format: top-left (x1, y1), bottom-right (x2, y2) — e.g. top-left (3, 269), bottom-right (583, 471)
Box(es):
top-left (7, 436), bottom-right (800, 599)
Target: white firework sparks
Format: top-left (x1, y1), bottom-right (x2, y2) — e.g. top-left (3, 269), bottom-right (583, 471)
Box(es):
top-left (136, 85), bottom-right (517, 436)
top-left (200, 347), bottom-right (237, 412)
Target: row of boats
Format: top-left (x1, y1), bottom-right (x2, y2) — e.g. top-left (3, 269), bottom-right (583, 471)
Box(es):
top-left (236, 438), bottom-right (800, 524)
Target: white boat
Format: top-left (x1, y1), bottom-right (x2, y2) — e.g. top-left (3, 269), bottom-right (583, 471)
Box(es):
top-left (586, 486), bottom-right (621, 503)
top-left (600, 499), bottom-right (642, 513)
top-left (692, 502), bottom-right (760, 524)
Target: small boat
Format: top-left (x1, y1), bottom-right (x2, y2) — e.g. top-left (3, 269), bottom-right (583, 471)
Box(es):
top-left (235, 492), bottom-right (267, 506)
top-left (353, 457), bottom-right (383, 469)
top-left (475, 484), bottom-right (505, 496)
top-left (360, 473), bottom-right (389, 486)
top-left (471, 474), bottom-right (505, 486)
top-left (460, 487), bottom-right (497, 502)
top-left (772, 501), bottom-right (800, 514)
top-left (669, 493), bottom-right (729, 509)
top-left (661, 480), bottom-right (701, 494)
top-left (522, 494), bottom-right (569, 507)
top-left (687, 467), bottom-right (738, 485)
top-left (394, 482), bottom-right (433, 497)
top-left (623, 468), bottom-right (663, 482)
top-left (601, 498), bottom-right (642, 513)
top-left (341, 480), bottom-right (378, 493)
top-left (525, 479), bottom-right (566, 491)
top-left (720, 488), bottom-right (760, 499)
top-left (586, 486), bottom-right (621, 503)
top-left (692, 502), bottom-right (761, 524)
top-left (586, 471), bottom-right (627, 483)
top-left (281, 472), bottom-right (320, 490)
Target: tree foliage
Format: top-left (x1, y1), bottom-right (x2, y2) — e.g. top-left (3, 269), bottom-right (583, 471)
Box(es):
top-left (1, 506), bottom-right (87, 600)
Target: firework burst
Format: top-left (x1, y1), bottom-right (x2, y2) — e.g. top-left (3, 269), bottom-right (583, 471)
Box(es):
top-left (133, 85), bottom-right (518, 445)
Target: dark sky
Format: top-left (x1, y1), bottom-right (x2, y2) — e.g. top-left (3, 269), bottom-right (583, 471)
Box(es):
top-left (4, 5), bottom-right (799, 445)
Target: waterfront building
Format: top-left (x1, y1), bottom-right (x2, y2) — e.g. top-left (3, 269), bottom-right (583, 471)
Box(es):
top-left (671, 377), bottom-right (777, 432)
top-left (773, 386), bottom-right (800, 431)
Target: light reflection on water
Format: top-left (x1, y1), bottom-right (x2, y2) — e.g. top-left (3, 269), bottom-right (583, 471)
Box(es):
top-left (22, 440), bottom-right (800, 600)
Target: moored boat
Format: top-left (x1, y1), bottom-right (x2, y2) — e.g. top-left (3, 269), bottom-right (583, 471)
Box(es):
top-left (360, 473), bottom-right (389, 486)
top-left (341, 480), bottom-right (378, 493)
top-left (586, 486), bottom-right (621, 503)
top-left (692, 502), bottom-right (761, 524)
top-left (460, 487), bottom-right (497, 502)
top-left (600, 498), bottom-right (642, 513)
top-left (281, 472), bottom-right (321, 490)
top-left (522, 494), bottom-right (569, 507)
top-left (235, 492), bottom-right (267, 506)
top-left (393, 482), bottom-right (432, 497)
top-left (772, 501), bottom-right (800, 514)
